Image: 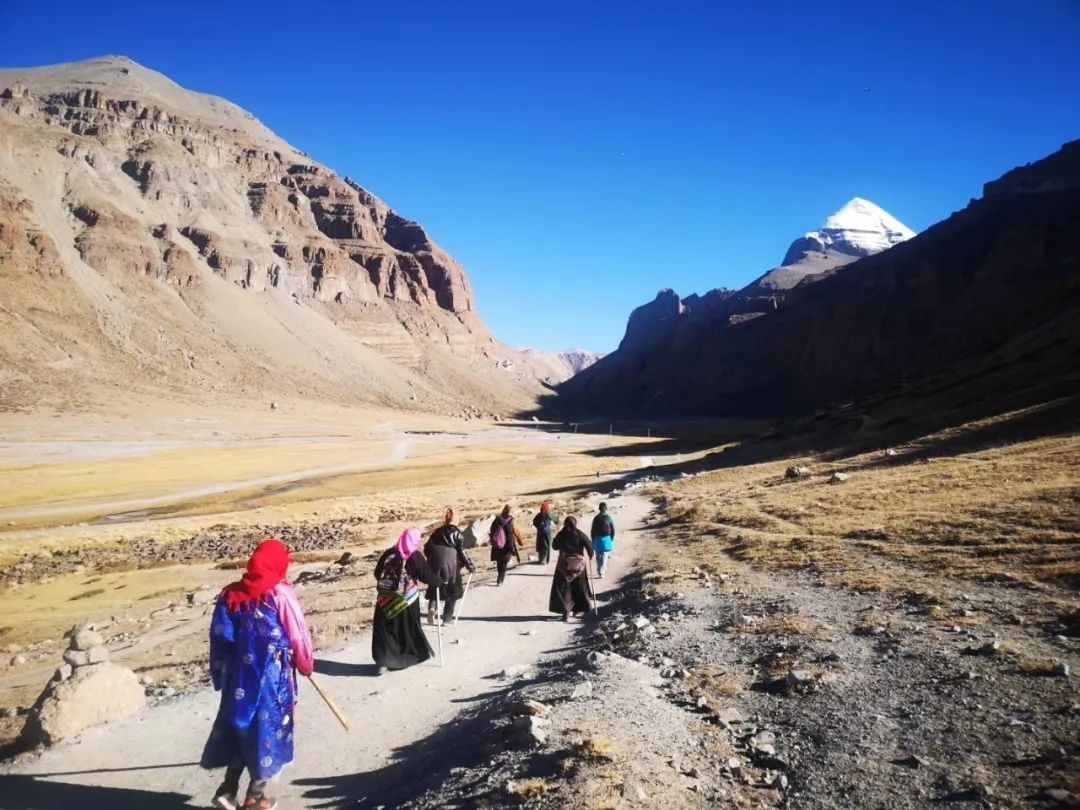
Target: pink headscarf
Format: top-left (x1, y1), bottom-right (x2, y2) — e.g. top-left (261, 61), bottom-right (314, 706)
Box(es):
top-left (395, 528), bottom-right (422, 559)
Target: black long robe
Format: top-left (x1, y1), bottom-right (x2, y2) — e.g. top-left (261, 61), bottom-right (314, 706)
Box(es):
top-left (372, 549), bottom-right (436, 670)
top-left (548, 527), bottom-right (595, 616)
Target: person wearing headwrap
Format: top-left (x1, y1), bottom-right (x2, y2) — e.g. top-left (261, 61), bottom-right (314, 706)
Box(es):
top-left (549, 516), bottom-right (595, 621)
top-left (424, 508), bottom-right (475, 626)
top-left (532, 502), bottom-right (559, 565)
top-left (489, 504), bottom-right (523, 586)
top-left (201, 539), bottom-right (314, 810)
top-left (372, 527), bottom-right (437, 672)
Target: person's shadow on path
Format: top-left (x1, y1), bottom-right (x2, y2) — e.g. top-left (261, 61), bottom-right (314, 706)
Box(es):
top-left (0, 775), bottom-right (192, 810)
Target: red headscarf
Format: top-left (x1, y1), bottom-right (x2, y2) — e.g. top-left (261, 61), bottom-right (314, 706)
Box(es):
top-left (540, 502), bottom-right (551, 514)
top-left (223, 538), bottom-right (291, 612)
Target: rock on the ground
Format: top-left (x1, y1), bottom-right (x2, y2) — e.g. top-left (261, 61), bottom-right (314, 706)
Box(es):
top-left (785, 466), bottom-right (811, 479)
top-left (571, 681), bottom-right (594, 699)
top-left (829, 472), bottom-right (850, 484)
top-left (24, 662), bottom-right (146, 745)
top-left (70, 625), bottom-right (104, 651)
top-left (512, 699), bottom-right (551, 717)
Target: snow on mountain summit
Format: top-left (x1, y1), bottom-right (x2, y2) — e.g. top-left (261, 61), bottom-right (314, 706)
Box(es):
top-left (782, 197), bottom-right (915, 266)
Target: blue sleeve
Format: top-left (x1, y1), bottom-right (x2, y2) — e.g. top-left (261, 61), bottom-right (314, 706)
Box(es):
top-left (208, 597), bottom-right (234, 691)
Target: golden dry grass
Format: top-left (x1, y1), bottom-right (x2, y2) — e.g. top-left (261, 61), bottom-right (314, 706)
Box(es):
top-left (653, 431), bottom-right (1080, 592)
top-left (507, 777), bottom-right (552, 800)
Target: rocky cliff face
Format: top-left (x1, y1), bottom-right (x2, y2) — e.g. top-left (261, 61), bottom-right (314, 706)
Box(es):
top-left (0, 56), bottom-right (558, 413)
top-left (559, 141), bottom-right (1080, 418)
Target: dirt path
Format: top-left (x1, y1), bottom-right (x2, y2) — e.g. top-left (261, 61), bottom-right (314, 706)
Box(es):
top-left (0, 493), bottom-right (653, 809)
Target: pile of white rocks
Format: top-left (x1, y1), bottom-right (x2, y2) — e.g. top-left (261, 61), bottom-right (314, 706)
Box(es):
top-left (22, 622), bottom-right (145, 745)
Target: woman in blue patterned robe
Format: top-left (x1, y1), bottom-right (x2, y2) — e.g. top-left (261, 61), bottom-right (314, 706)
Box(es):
top-left (201, 539), bottom-right (313, 810)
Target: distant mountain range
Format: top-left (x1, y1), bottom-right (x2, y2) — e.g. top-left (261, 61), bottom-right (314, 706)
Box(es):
top-left (558, 141), bottom-right (1080, 419)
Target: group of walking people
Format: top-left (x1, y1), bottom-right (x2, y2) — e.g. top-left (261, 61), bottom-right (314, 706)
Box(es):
top-left (199, 501), bottom-right (616, 808)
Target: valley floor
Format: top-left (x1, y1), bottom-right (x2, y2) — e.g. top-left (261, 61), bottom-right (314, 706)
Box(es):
top-left (0, 404), bottom-right (1076, 808)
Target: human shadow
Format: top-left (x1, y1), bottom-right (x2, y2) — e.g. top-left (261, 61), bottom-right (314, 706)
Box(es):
top-left (0, 775), bottom-right (192, 810)
top-left (293, 695), bottom-right (503, 808)
top-left (313, 658), bottom-right (380, 678)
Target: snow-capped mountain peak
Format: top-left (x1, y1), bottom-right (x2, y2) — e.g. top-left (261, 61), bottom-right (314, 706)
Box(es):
top-left (782, 197), bottom-right (915, 266)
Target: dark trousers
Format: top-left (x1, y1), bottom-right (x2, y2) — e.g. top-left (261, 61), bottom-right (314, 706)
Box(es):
top-left (536, 534), bottom-right (552, 564)
top-left (223, 764), bottom-right (268, 799)
top-left (496, 557), bottom-right (510, 584)
top-left (429, 596), bottom-right (457, 621)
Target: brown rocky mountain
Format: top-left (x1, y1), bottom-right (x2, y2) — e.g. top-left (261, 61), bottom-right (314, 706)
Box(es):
top-left (0, 56), bottom-right (560, 414)
top-left (558, 140), bottom-right (1080, 418)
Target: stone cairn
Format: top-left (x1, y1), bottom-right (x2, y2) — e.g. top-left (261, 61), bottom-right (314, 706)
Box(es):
top-left (22, 621), bottom-right (145, 745)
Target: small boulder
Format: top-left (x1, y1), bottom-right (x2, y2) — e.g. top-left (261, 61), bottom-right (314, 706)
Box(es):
top-left (186, 589), bottom-right (216, 607)
top-left (829, 472), bottom-right (850, 484)
top-left (62, 649), bottom-right (90, 668)
top-left (70, 625), bottom-right (104, 652)
top-left (512, 699), bottom-right (551, 718)
top-left (785, 466), bottom-right (811, 479)
top-left (571, 681), bottom-right (594, 699)
top-left (24, 662), bottom-right (146, 745)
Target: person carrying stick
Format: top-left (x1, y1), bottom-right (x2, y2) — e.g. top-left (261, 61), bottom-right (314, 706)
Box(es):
top-left (201, 538), bottom-right (314, 810)
top-left (424, 508), bottom-right (475, 627)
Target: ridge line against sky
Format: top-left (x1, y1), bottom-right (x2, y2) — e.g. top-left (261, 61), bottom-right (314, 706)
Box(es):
top-left (2, 0), bottom-right (1078, 353)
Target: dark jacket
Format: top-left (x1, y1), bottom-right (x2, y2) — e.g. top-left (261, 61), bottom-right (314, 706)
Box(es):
top-left (374, 548), bottom-right (436, 592)
top-left (489, 514), bottom-right (522, 561)
top-left (553, 527), bottom-right (594, 559)
top-left (533, 511), bottom-right (557, 538)
top-left (424, 523), bottom-right (475, 585)
top-left (590, 511), bottom-right (615, 540)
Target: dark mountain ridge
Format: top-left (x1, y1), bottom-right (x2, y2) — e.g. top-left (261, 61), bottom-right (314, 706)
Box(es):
top-left (557, 140), bottom-right (1080, 420)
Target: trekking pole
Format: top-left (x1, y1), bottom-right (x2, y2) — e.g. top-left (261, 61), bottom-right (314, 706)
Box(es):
top-left (305, 674), bottom-right (350, 731)
top-left (434, 588), bottom-right (445, 668)
top-left (587, 558), bottom-right (599, 614)
top-left (452, 571), bottom-right (474, 627)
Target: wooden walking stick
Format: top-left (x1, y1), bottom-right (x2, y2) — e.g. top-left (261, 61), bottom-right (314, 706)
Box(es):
top-left (305, 674), bottom-right (350, 731)
top-left (434, 588), bottom-right (445, 668)
top-left (452, 571), bottom-right (474, 627)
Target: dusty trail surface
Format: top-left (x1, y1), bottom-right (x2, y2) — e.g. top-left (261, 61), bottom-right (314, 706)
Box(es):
top-left (0, 494), bottom-right (652, 809)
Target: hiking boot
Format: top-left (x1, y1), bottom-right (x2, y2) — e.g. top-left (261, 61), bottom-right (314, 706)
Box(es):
top-left (242, 796), bottom-right (277, 810)
top-left (212, 787), bottom-right (238, 810)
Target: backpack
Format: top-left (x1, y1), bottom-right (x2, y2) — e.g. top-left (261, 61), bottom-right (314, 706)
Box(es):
top-left (491, 522), bottom-right (507, 550)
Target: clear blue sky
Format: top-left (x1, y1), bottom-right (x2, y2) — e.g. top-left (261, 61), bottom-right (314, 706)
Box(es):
top-left (3, 1), bottom-right (1078, 353)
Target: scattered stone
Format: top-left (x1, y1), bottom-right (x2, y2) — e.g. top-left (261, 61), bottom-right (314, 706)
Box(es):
top-left (966, 640), bottom-right (1002, 656)
top-left (885, 448), bottom-right (898, 457)
top-left (785, 466), bottom-right (811, 479)
top-left (3, 707), bottom-right (17, 719)
top-left (510, 714), bottom-right (549, 747)
top-left (1051, 662), bottom-right (1069, 677)
top-left (829, 472), bottom-right (850, 484)
top-left (23, 661), bottom-right (146, 745)
top-left (715, 707), bottom-right (745, 725)
top-left (161, 686), bottom-right (176, 698)
top-left (724, 756), bottom-right (743, 774)
top-left (87, 646), bottom-right (110, 665)
top-left (10, 654), bottom-right (26, 666)
top-left (892, 754), bottom-right (930, 768)
top-left (749, 730), bottom-right (776, 756)
top-left (186, 589), bottom-right (216, 607)
top-left (571, 681), bottom-right (594, 699)
top-left (53, 664), bottom-right (73, 683)
top-left (786, 670), bottom-right (813, 689)
top-left (512, 699), bottom-right (551, 718)
top-left (631, 616), bottom-right (651, 630)
top-left (499, 664), bottom-right (534, 680)
top-left (138, 674), bottom-right (154, 686)
top-left (621, 780), bottom-right (649, 802)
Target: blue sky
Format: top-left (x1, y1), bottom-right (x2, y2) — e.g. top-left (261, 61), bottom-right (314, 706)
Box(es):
top-left (3, 1), bottom-right (1078, 353)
